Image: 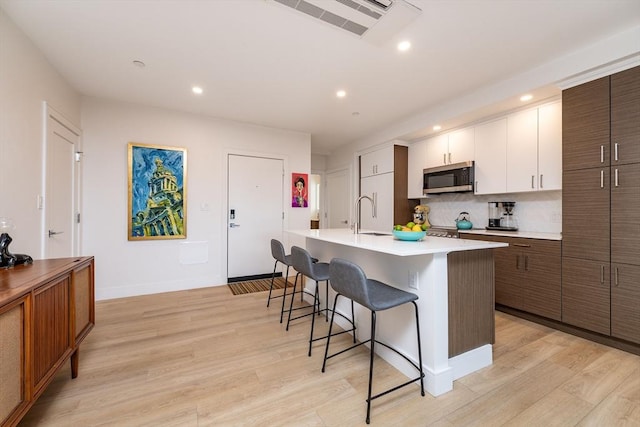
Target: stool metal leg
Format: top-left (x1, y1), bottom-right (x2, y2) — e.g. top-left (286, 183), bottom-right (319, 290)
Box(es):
top-left (286, 273), bottom-right (320, 331)
top-left (325, 280), bottom-right (329, 321)
top-left (278, 265), bottom-right (291, 323)
top-left (321, 293), bottom-right (341, 373)
top-left (413, 301), bottom-right (425, 396)
top-left (308, 281), bottom-right (320, 356)
top-left (366, 310), bottom-right (377, 425)
top-left (285, 273), bottom-right (300, 330)
top-left (267, 259), bottom-right (279, 307)
top-left (351, 299), bottom-right (356, 343)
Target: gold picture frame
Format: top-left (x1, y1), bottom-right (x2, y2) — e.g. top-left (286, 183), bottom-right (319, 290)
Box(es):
top-left (127, 142), bottom-right (187, 240)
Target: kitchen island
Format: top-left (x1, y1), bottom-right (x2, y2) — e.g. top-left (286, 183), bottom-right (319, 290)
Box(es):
top-left (288, 228), bottom-right (507, 397)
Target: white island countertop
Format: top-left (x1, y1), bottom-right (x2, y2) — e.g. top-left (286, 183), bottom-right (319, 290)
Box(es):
top-left (288, 228), bottom-right (507, 256)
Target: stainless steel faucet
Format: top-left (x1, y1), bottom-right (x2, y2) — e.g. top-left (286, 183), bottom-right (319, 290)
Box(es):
top-left (353, 195), bottom-right (376, 234)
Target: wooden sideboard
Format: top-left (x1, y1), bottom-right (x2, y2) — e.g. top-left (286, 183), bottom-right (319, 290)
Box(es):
top-left (0, 257), bottom-right (95, 427)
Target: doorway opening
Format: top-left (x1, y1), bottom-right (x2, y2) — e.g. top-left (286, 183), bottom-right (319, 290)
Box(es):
top-left (309, 173), bottom-right (321, 229)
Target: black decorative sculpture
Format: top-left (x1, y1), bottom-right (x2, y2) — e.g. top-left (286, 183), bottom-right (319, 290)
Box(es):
top-left (0, 232), bottom-right (33, 268)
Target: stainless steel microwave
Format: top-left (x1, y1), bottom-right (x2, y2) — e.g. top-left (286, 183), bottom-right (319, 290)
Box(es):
top-left (423, 161), bottom-right (474, 195)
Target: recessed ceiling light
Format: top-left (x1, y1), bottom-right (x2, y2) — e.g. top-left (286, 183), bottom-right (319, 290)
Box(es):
top-left (192, 86), bottom-right (203, 95)
top-left (520, 94), bottom-right (533, 102)
top-left (132, 60), bottom-right (145, 68)
top-left (336, 90), bottom-right (346, 98)
top-left (433, 125), bottom-right (441, 131)
top-left (352, 112), bottom-right (360, 116)
top-left (397, 40), bottom-right (411, 52)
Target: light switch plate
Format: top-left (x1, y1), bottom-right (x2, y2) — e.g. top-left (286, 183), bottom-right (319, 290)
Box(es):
top-left (408, 271), bottom-right (418, 289)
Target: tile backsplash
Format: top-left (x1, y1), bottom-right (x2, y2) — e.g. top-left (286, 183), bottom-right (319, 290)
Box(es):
top-left (419, 190), bottom-right (562, 234)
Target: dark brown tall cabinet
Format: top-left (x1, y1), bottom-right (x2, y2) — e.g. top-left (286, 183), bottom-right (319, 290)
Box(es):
top-left (562, 65), bottom-right (640, 344)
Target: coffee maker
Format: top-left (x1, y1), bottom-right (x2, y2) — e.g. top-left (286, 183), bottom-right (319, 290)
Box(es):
top-left (487, 201), bottom-right (518, 231)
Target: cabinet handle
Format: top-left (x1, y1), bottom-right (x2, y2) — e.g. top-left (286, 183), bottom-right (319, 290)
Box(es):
top-left (614, 143), bottom-right (619, 162)
top-left (524, 255), bottom-right (529, 271)
top-left (614, 267), bottom-right (619, 286)
top-left (448, 152), bottom-right (452, 164)
top-left (443, 153), bottom-right (447, 165)
top-left (531, 175), bottom-right (535, 189)
top-left (600, 170), bottom-right (604, 188)
top-left (475, 181), bottom-right (478, 193)
top-left (540, 174), bottom-right (543, 189)
top-left (516, 255), bottom-right (520, 270)
top-left (614, 168), bottom-right (619, 187)
top-left (513, 243), bottom-right (531, 248)
top-left (601, 265), bottom-right (605, 284)
top-left (600, 145), bottom-right (604, 163)
top-left (373, 192), bottom-right (377, 218)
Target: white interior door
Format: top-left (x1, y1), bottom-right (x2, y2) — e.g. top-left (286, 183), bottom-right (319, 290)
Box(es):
top-left (227, 155), bottom-right (284, 280)
top-left (326, 168), bottom-right (350, 228)
top-left (45, 109), bottom-right (80, 259)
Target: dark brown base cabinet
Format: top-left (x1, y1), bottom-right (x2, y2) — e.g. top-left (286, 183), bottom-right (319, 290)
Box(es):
top-left (459, 234), bottom-right (562, 321)
top-left (611, 263), bottom-right (640, 344)
top-left (0, 257), bottom-right (95, 427)
top-left (562, 257), bottom-right (610, 335)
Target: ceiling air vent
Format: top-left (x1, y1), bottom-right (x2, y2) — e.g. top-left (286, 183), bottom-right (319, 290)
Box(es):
top-left (272, 0), bottom-right (421, 44)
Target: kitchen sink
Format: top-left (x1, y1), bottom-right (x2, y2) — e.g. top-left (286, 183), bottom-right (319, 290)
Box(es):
top-left (358, 232), bottom-right (391, 236)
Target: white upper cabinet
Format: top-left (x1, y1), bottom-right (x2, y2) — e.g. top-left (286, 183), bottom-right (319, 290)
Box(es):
top-left (474, 118), bottom-right (507, 195)
top-left (447, 127), bottom-right (475, 165)
top-left (507, 108), bottom-right (539, 192)
top-left (507, 101), bottom-right (562, 193)
top-left (360, 145), bottom-right (394, 178)
top-left (424, 128), bottom-right (474, 169)
top-left (407, 139), bottom-right (427, 198)
top-left (537, 101), bottom-right (562, 191)
top-left (424, 134), bottom-right (449, 168)
top-left (405, 101), bottom-right (561, 198)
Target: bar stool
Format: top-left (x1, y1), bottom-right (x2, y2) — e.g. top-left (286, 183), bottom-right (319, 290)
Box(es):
top-left (288, 246), bottom-right (356, 356)
top-left (268, 239), bottom-right (311, 323)
top-left (323, 258), bottom-right (425, 424)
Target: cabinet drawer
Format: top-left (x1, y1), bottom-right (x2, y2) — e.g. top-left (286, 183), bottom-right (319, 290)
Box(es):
top-left (508, 238), bottom-right (560, 256)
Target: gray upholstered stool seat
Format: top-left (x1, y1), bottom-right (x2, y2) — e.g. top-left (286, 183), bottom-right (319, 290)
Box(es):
top-left (288, 246), bottom-right (355, 356)
top-left (323, 257), bottom-right (425, 424)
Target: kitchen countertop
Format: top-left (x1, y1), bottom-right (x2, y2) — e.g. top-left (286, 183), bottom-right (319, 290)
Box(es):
top-left (458, 229), bottom-right (562, 241)
top-left (288, 228), bottom-right (507, 256)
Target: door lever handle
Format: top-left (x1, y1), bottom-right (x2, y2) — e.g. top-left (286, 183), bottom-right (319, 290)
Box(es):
top-left (229, 223), bottom-right (241, 228)
top-left (48, 230), bottom-right (64, 237)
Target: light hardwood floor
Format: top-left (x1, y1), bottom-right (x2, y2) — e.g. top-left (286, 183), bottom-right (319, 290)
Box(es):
top-left (18, 285), bottom-right (640, 427)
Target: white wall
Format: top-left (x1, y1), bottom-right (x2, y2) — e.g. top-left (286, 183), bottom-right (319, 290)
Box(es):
top-left (0, 8), bottom-right (80, 256)
top-left (81, 97), bottom-right (311, 300)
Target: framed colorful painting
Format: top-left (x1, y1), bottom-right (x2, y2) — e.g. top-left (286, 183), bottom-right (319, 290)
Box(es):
top-left (127, 142), bottom-right (187, 240)
top-left (291, 172), bottom-right (308, 208)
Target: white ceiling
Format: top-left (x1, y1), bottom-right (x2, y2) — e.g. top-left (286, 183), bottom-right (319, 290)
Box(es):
top-left (2, 0), bottom-right (639, 155)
